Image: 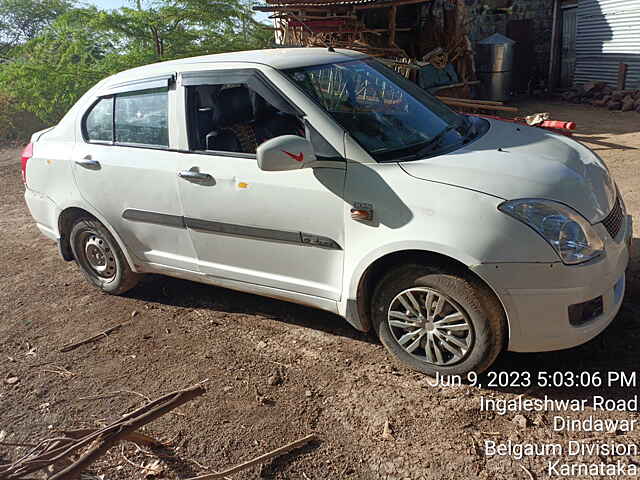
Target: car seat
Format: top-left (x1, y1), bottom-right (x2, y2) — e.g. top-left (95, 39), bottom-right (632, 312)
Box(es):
top-left (206, 86), bottom-right (257, 153)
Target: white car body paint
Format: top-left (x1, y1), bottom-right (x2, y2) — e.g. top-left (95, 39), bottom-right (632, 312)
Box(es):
top-left (23, 48), bottom-right (631, 355)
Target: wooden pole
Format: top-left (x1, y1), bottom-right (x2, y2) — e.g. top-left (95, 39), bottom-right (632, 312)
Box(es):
top-left (437, 95), bottom-right (504, 106)
top-left (618, 63), bottom-right (628, 90)
top-left (388, 5), bottom-right (397, 47)
top-left (272, 14), bottom-right (357, 20)
top-left (265, 27), bottom-right (412, 34)
top-left (547, 0), bottom-right (560, 90)
top-left (440, 99), bottom-right (519, 112)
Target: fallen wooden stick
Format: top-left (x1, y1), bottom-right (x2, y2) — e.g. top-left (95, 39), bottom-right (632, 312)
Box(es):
top-left (59, 323), bottom-right (127, 352)
top-left (186, 434), bottom-right (317, 480)
top-left (437, 95), bottom-right (504, 106)
top-left (0, 383), bottom-right (206, 480)
top-left (428, 81), bottom-right (481, 94)
top-left (440, 99), bottom-right (519, 112)
top-left (520, 464), bottom-right (535, 480)
top-left (49, 385), bottom-right (206, 480)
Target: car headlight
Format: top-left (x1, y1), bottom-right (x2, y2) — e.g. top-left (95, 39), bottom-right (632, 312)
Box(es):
top-left (499, 199), bottom-right (604, 265)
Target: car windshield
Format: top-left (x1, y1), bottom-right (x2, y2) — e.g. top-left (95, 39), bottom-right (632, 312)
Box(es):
top-left (284, 58), bottom-right (473, 162)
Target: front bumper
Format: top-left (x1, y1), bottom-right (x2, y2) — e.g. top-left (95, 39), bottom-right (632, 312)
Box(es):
top-left (472, 215), bottom-right (632, 353)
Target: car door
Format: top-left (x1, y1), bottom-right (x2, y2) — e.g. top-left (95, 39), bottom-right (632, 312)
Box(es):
top-left (174, 69), bottom-right (346, 300)
top-left (72, 77), bottom-right (199, 272)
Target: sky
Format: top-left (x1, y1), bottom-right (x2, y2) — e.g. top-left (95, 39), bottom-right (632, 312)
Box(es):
top-left (85, 0), bottom-right (129, 9)
top-left (83, 0), bottom-right (270, 22)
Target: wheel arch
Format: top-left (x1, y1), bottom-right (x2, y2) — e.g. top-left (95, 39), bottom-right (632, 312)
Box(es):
top-left (57, 206), bottom-right (138, 271)
top-left (348, 248), bottom-right (509, 344)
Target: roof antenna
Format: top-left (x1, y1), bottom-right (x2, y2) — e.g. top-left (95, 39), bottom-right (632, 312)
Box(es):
top-left (288, 12), bottom-right (336, 52)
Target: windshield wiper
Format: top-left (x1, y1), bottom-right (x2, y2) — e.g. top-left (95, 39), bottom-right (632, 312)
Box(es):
top-left (390, 126), bottom-right (456, 162)
top-left (382, 120), bottom-right (470, 162)
top-left (392, 122), bottom-right (469, 162)
top-left (459, 116), bottom-right (476, 143)
top-left (412, 125), bottom-right (458, 157)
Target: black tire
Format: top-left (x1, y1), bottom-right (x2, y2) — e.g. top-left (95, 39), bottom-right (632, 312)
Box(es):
top-left (372, 263), bottom-right (505, 377)
top-left (69, 217), bottom-right (140, 295)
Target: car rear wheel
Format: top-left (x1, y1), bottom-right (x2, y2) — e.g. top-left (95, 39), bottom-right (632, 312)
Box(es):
top-left (70, 218), bottom-right (140, 295)
top-left (372, 264), bottom-right (505, 377)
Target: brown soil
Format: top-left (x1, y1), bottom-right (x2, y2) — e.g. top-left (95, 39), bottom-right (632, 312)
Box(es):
top-left (1, 100), bottom-right (640, 480)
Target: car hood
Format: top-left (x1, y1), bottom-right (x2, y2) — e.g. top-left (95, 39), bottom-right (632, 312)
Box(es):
top-left (399, 118), bottom-right (616, 223)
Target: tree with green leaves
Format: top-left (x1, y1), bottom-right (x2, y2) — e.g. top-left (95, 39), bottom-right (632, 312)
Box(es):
top-left (0, 0), bottom-right (72, 57)
top-left (97, 0), bottom-right (271, 59)
top-left (0, 0), bottom-right (273, 126)
top-left (0, 7), bottom-right (119, 123)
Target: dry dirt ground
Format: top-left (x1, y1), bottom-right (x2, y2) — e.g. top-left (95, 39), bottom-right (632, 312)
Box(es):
top-left (1, 100), bottom-right (640, 480)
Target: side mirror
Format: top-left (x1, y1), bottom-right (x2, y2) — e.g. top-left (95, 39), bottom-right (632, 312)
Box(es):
top-left (257, 135), bottom-right (317, 172)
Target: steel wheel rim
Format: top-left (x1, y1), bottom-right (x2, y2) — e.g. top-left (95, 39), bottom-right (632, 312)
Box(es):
top-left (81, 231), bottom-right (117, 280)
top-left (387, 287), bottom-right (474, 366)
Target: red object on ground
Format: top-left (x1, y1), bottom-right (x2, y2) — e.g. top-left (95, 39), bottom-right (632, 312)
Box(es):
top-left (469, 114), bottom-right (575, 136)
top-left (540, 120), bottom-right (576, 130)
top-left (539, 127), bottom-right (573, 137)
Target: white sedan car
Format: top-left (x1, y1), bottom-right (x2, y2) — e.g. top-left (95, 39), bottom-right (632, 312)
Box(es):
top-left (23, 48), bottom-right (631, 376)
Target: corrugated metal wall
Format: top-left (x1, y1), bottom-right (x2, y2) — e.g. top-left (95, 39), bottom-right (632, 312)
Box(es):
top-left (574, 0), bottom-right (640, 88)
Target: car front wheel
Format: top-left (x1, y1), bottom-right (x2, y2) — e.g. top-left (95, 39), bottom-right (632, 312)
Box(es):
top-left (69, 218), bottom-right (140, 295)
top-left (372, 264), bottom-right (506, 377)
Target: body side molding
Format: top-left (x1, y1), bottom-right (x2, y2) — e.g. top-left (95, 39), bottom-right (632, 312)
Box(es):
top-left (122, 208), bottom-right (342, 250)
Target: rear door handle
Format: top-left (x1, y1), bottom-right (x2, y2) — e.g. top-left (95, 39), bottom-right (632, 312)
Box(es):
top-left (178, 169), bottom-right (213, 182)
top-left (75, 156), bottom-right (101, 170)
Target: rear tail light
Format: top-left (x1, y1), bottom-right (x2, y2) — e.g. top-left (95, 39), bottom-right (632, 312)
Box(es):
top-left (20, 143), bottom-right (33, 185)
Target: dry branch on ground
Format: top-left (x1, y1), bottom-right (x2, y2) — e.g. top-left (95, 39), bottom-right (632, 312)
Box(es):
top-left (0, 383), bottom-right (206, 479)
top-left (58, 323), bottom-right (128, 353)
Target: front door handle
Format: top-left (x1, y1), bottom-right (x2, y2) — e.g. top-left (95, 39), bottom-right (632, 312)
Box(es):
top-left (75, 156), bottom-right (101, 170)
top-left (178, 169), bottom-right (213, 182)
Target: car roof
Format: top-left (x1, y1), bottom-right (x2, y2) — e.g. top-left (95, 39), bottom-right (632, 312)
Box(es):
top-left (103, 48), bottom-right (369, 86)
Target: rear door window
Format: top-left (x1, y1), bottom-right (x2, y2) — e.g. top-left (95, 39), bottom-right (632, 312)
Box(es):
top-left (85, 97), bottom-right (114, 143)
top-left (114, 88), bottom-right (168, 147)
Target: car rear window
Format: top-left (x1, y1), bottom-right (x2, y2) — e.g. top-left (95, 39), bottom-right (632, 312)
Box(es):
top-left (115, 88), bottom-right (168, 147)
top-left (83, 87), bottom-right (168, 148)
top-left (84, 97), bottom-right (113, 143)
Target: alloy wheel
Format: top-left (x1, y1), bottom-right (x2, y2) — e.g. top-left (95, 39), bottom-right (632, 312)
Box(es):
top-left (387, 287), bottom-right (474, 365)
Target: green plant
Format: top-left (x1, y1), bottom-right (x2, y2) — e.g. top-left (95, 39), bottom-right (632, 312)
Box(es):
top-left (0, 0), bottom-right (273, 126)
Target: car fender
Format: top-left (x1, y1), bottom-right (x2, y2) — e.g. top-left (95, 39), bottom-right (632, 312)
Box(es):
top-left (346, 239), bottom-right (481, 300)
top-left (55, 198), bottom-right (141, 273)
top-left (339, 240), bottom-right (485, 332)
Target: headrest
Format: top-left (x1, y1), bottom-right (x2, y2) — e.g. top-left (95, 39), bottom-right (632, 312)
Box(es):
top-left (195, 86), bottom-right (216, 109)
top-left (212, 86), bottom-right (253, 126)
